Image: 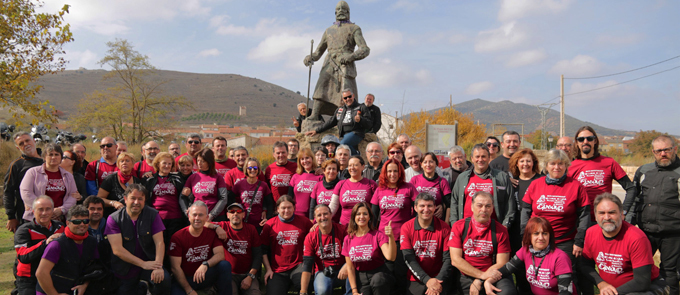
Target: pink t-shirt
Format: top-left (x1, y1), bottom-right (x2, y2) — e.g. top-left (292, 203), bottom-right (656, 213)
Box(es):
top-left (409, 174), bottom-right (451, 206)
top-left (133, 160), bottom-right (155, 177)
top-left (45, 170), bottom-right (66, 208)
top-left (568, 156), bottom-right (627, 221)
top-left (290, 173), bottom-right (322, 217)
top-left (516, 247), bottom-right (572, 295)
top-left (232, 180), bottom-right (272, 228)
top-left (370, 183), bottom-right (418, 236)
top-left (184, 172), bottom-right (227, 215)
top-left (334, 178), bottom-right (378, 225)
top-left (311, 181), bottom-right (340, 222)
top-left (152, 176), bottom-right (182, 219)
top-left (265, 161), bottom-right (297, 202)
top-left (260, 216), bottom-right (313, 273)
top-left (342, 230), bottom-right (389, 271)
top-left (463, 174), bottom-right (497, 220)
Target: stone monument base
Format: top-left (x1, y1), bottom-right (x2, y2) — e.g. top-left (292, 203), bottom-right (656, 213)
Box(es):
top-left (296, 119), bottom-right (378, 164)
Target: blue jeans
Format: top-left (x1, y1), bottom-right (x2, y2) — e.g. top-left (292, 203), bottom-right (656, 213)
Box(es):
top-left (314, 270), bottom-right (345, 295)
top-left (171, 261), bottom-right (232, 295)
top-left (340, 132), bottom-right (363, 156)
top-left (117, 268), bottom-right (171, 295)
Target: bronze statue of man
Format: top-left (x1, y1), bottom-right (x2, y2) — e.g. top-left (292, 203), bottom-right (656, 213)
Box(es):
top-left (304, 0), bottom-right (370, 121)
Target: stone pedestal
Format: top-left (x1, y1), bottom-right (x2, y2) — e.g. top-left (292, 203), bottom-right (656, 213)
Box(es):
top-left (296, 118), bottom-right (379, 164)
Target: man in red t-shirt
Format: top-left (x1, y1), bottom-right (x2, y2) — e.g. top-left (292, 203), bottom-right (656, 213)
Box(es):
top-left (133, 140), bottom-right (159, 178)
top-left (212, 136), bottom-right (237, 178)
top-left (580, 193), bottom-right (668, 295)
top-left (449, 191), bottom-right (514, 295)
top-left (265, 141), bottom-right (297, 202)
top-left (84, 136), bottom-right (119, 196)
top-left (401, 193), bottom-right (452, 295)
top-left (175, 134), bottom-right (203, 172)
top-left (169, 201), bottom-right (231, 295)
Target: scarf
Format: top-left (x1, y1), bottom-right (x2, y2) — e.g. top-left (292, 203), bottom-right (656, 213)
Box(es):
top-left (423, 172), bottom-right (439, 182)
top-left (278, 214), bottom-right (295, 223)
top-left (545, 171), bottom-right (567, 185)
top-left (118, 172), bottom-right (133, 185)
top-left (65, 226), bottom-right (89, 241)
top-left (470, 217), bottom-right (490, 233)
top-left (323, 177), bottom-right (340, 190)
top-left (529, 245), bottom-right (551, 258)
top-left (215, 157), bottom-right (229, 163)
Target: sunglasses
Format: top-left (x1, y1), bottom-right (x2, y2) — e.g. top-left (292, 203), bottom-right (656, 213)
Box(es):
top-left (188, 140), bottom-right (201, 144)
top-left (228, 209), bottom-right (244, 214)
top-left (389, 150), bottom-right (402, 155)
top-left (247, 166), bottom-right (259, 170)
top-left (486, 142), bottom-right (499, 148)
top-left (62, 156), bottom-right (72, 160)
top-left (69, 219), bottom-right (90, 225)
top-left (100, 143), bottom-right (114, 149)
top-left (576, 136), bottom-right (596, 143)
top-left (342, 95), bottom-right (352, 100)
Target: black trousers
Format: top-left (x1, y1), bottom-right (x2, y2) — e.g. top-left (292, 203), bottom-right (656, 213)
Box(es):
top-left (266, 264), bottom-right (312, 295)
top-left (386, 241), bottom-right (408, 295)
top-left (407, 279), bottom-right (451, 295)
top-left (14, 277), bottom-right (36, 295)
top-left (353, 264), bottom-right (395, 295)
top-left (556, 240), bottom-right (593, 295)
top-left (647, 232), bottom-right (680, 295)
top-left (459, 275), bottom-right (516, 295)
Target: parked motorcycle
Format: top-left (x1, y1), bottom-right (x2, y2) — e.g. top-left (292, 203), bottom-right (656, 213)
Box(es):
top-left (55, 127), bottom-right (87, 145)
top-left (30, 123), bottom-right (50, 143)
top-left (0, 122), bottom-right (15, 141)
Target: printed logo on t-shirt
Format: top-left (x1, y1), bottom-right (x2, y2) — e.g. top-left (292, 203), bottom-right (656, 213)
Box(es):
top-left (276, 230), bottom-right (300, 246)
top-left (416, 186), bottom-right (439, 196)
top-left (226, 239), bottom-right (248, 255)
top-left (169, 242), bottom-right (176, 251)
top-left (577, 170), bottom-right (606, 187)
top-left (526, 264), bottom-right (552, 289)
top-left (467, 182), bottom-right (493, 197)
top-left (342, 110), bottom-right (352, 124)
top-left (185, 245), bottom-right (211, 263)
top-left (270, 174), bottom-right (292, 187)
top-left (348, 244), bottom-right (373, 262)
top-left (413, 240), bottom-right (438, 258)
top-left (379, 194), bottom-right (408, 209)
top-left (296, 180), bottom-right (318, 193)
top-left (596, 251), bottom-right (624, 274)
top-left (216, 168), bottom-right (230, 176)
top-left (241, 190), bottom-right (263, 205)
top-left (317, 191), bottom-right (334, 205)
top-left (101, 171), bottom-right (113, 180)
top-left (336, 108), bottom-right (344, 120)
top-left (317, 243), bottom-right (341, 259)
top-left (46, 179), bottom-right (66, 192)
top-left (154, 182), bottom-right (177, 196)
top-left (342, 190), bottom-right (368, 203)
top-left (463, 238), bottom-right (493, 257)
top-left (535, 195), bottom-right (567, 212)
top-left (193, 181), bottom-right (216, 195)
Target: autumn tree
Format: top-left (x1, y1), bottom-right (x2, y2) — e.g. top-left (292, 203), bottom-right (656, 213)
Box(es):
top-left (1, 0), bottom-right (73, 123)
top-left (628, 130), bottom-right (670, 158)
top-left (69, 39), bottom-right (192, 143)
top-left (397, 107), bottom-right (487, 152)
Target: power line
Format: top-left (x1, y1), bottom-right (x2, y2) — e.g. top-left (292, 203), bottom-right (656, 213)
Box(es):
top-left (564, 54), bottom-right (680, 80)
top-left (564, 65), bottom-right (680, 97)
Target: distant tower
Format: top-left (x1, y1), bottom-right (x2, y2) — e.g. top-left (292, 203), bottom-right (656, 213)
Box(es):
top-left (239, 106), bottom-right (246, 116)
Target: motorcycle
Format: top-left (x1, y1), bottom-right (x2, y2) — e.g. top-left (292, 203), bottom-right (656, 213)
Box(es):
top-left (55, 127), bottom-right (87, 146)
top-left (0, 122), bottom-right (15, 141)
top-left (30, 123), bottom-right (50, 143)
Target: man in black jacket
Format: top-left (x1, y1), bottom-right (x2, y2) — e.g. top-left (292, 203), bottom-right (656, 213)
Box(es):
top-left (4, 132), bottom-right (44, 232)
top-left (293, 103), bottom-right (324, 133)
top-left (362, 93), bottom-right (381, 134)
top-left (306, 89), bottom-right (372, 156)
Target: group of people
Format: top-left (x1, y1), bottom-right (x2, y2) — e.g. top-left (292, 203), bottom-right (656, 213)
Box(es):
top-left (3, 124), bottom-right (678, 295)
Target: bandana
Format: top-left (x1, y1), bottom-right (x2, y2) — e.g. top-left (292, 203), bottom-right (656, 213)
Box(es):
top-left (118, 172), bottom-right (133, 185)
top-left (65, 226), bottom-right (89, 241)
top-left (545, 171), bottom-right (567, 185)
top-left (323, 177), bottom-right (340, 190)
top-left (471, 217), bottom-right (490, 233)
top-left (529, 244), bottom-right (551, 258)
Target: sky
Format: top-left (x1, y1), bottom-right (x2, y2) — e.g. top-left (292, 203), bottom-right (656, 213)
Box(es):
top-left (42, 0), bottom-right (680, 135)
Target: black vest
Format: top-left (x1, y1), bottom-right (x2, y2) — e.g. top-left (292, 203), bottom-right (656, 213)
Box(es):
top-left (36, 234), bottom-right (97, 294)
top-left (109, 206), bottom-right (160, 276)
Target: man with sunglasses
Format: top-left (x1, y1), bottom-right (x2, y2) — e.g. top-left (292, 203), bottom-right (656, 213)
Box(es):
top-left (490, 131), bottom-right (520, 173)
top-left (483, 137), bottom-right (500, 162)
top-left (133, 141), bottom-right (160, 178)
top-left (84, 137), bottom-right (119, 196)
top-left (208, 203), bottom-right (262, 295)
top-left (625, 135), bottom-right (680, 295)
top-left (35, 205), bottom-right (98, 295)
top-left (306, 89), bottom-right (372, 156)
top-left (175, 134), bottom-right (203, 172)
top-left (4, 132), bottom-right (44, 232)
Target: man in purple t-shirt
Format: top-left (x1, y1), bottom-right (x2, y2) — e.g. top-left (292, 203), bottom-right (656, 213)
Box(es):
top-left (106, 184), bottom-right (170, 294)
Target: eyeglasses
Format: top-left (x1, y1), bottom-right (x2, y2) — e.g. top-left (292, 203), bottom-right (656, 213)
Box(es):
top-left (486, 142), bottom-right (499, 148)
top-left (653, 147), bottom-right (674, 155)
top-left (69, 219), bottom-right (90, 225)
top-left (100, 143), bottom-right (114, 149)
top-left (75, 151), bottom-right (86, 155)
top-left (247, 166), bottom-right (259, 170)
top-left (188, 140), bottom-right (201, 145)
top-left (576, 136), bottom-right (596, 143)
top-left (389, 150), bottom-right (402, 155)
top-left (342, 95), bottom-right (352, 100)
top-left (145, 147), bottom-right (160, 151)
top-left (62, 156), bottom-right (72, 160)
top-left (228, 209), bottom-right (244, 214)
top-left (556, 144), bottom-right (572, 148)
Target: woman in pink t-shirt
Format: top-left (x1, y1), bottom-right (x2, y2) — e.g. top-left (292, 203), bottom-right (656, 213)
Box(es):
top-left (484, 217), bottom-right (573, 295)
top-left (329, 156), bottom-right (377, 225)
top-left (231, 157), bottom-right (273, 232)
top-left (343, 202), bottom-right (396, 295)
top-left (409, 152), bottom-right (451, 220)
top-left (289, 148), bottom-right (322, 218)
top-left (180, 148), bottom-right (229, 222)
top-left (310, 159), bottom-right (341, 222)
top-left (144, 152), bottom-right (186, 245)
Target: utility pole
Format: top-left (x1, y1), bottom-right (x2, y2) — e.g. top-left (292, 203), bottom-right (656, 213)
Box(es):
top-left (536, 102), bottom-right (558, 150)
top-left (560, 74), bottom-right (565, 138)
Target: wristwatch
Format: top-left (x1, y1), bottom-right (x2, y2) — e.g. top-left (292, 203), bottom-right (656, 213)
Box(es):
top-left (247, 273), bottom-right (256, 280)
top-left (202, 261), bottom-right (210, 268)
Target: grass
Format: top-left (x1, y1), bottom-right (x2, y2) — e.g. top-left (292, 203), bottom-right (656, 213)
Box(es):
top-left (0, 210), bottom-right (16, 294)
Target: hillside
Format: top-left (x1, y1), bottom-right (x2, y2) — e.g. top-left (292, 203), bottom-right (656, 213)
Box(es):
top-left (34, 69), bottom-right (308, 125)
top-left (429, 99), bottom-right (635, 137)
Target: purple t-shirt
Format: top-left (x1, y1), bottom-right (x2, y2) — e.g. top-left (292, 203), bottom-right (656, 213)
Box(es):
top-left (39, 240), bottom-right (100, 295)
top-left (184, 172), bottom-right (228, 215)
top-left (409, 174), bottom-right (451, 206)
top-left (152, 176), bottom-right (182, 219)
top-left (342, 230), bottom-right (389, 271)
top-left (516, 247), bottom-right (573, 295)
top-left (290, 173), bottom-right (322, 217)
top-left (370, 183), bottom-right (417, 236)
top-left (104, 212), bottom-right (165, 278)
top-left (311, 182), bottom-right (340, 223)
top-left (334, 178), bottom-right (377, 225)
top-left (232, 180), bottom-right (271, 228)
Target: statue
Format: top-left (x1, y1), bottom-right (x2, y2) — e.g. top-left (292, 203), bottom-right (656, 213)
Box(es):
top-left (303, 0), bottom-right (370, 121)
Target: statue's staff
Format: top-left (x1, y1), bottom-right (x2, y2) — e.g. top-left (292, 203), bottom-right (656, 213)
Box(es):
top-left (306, 39), bottom-right (314, 111)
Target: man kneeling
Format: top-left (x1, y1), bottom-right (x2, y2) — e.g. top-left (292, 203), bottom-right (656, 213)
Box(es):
top-left (170, 201), bottom-right (232, 295)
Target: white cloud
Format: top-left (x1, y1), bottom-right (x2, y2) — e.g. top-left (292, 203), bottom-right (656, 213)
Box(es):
top-left (360, 59), bottom-right (432, 88)
top-left (212, 18), bottom-right (306, 37)
top-left (247, 33), bottom-right (316, 65)
top-left (475, 22), bottom-right (528, 53)
top-left (505, 49), bottom-right (547, 67)
top-left (549, 55), bottom-right (604, 76)
top-left (466, 81), bottom-right (494, 95)
top-left (363, 30), bottom-right (403, 56)
top-left (198, 48), bottom-right (221, 57)
top-left (64, 49), bottom-right (98, 69)
top-left (498, 0), bottom-right (573, 22)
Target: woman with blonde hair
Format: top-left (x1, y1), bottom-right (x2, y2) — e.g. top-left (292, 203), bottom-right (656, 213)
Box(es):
top-left (145, 152), bottom-right (186, 243)
top-left (97, 152), bottom-right (143, 217)
top-left (289, 148), bottom-right (322, 218)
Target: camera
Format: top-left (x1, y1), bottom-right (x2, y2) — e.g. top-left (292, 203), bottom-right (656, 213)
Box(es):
top-left (323, 266), bottom-right (334, 277)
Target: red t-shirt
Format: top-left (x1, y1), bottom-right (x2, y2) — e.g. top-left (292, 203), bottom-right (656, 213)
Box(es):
top-left (400, 217), bottom-right (451, 282)
top-left (265, 161), bottom-right (297, 202)
top-left (84, 160), bottom-right (118, 185)
top-left (169, 227), bottom-right (222, 277)
top-left (260, 215), bottom-right (313, 273)
top-left (370, 183), bottom-right (418, 236)
top-left (516, 247), bottom-right (573, 295)
top-left (409, 174), bottom-right (451, 206)
top-left (152, 176), bottom-right (182, 219)
top-left (215, 159), bottom-right (238, 178)
top-left (224, 168), bottom-right (265, 191)
top-left (133, 160), bottom-right (155, 177)
top-left (45, 170), bottom-right (66, 208)
top-left (342, 230), bottom-right (390, 271)
top-left (311, 182), bottom-right (340, 223)
top-left (183, 172), bottom-right (228, 215)
top-left (334, 178), bottom-right (377, 225)
top-left (582, 221), bottom-right (659, 288)
top-left (522, 177), bottom-right (590, 243)
top-left (215, 222), bottom-right (260, 274)
top-left (232, 180), bottom-right (272, 228)
top-left (303, 223), bottom-right (346, 272)
top-left (175, 153), bottom-right (198, 172)
top-left (448, 219), bottom-right (510, 275)
top-left (290, 173), bottom-right (322, 217)
top-left (568, 156), bottom-right (627, 221)
top-left (463, 174), bottom-right (497, 220)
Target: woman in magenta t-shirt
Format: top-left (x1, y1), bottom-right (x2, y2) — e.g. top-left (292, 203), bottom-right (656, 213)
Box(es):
top-left (289, 148), bottom-right (322, 218)
top-left (484, 217), bottom-right (573, 295)
top-left (409, 152), bottom-right (451, 220)
top-left (343, 202), bottom-right (396, 295)
top-left (310, 159), bottom-right (341, 222)
top-left (329, 156), bottom-right (377, 225)
top-left (231, 157), bottom-right (273, 232)
top-left (181, 149), bottom-right (229, 222)
top-left (144, 152), bottom-right (186, 246)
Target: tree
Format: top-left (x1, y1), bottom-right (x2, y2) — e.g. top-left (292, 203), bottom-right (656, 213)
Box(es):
top-left (397, 107), bottom-right (487, 152)
top-left (69, 39), bottom-right (192, 143)
top-left (1, 0), bottom-right (73, 123)
top-left (628, 130), bottom-right (669, 158)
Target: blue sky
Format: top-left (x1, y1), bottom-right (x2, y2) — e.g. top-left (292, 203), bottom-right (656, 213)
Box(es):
top-left (43, 0), bottom-right (680, 134)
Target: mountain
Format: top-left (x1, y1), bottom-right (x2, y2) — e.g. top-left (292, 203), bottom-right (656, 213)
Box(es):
top-left (34, 69), bottom-right (308, 125)
top-left (429, 99), bottom-right (635, 137)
